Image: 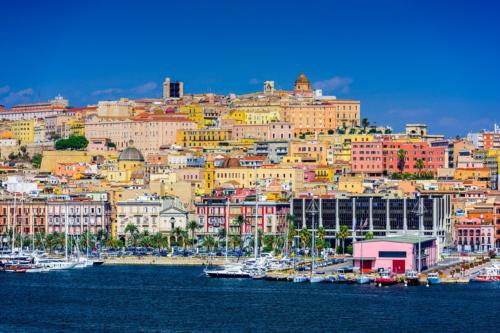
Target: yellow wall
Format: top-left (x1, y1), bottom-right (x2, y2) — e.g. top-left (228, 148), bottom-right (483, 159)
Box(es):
top-left (11, 120), bottom-right (36, 143)
top-left (40, 150), bottom-right (118, 172)
top-left (176, 129), bottom-right (232, 147)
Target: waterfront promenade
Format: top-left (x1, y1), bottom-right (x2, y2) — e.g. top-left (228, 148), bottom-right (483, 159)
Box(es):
top-left (103, 256), bottom-right (229, 266)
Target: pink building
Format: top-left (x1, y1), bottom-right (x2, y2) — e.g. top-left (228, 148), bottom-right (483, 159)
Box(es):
top-left (231, 122), bottom-right (294, 141)
top-left (351, 140), bottom-right (446, 175)
top-left (455, 217), bottom-right (495, 253)
top-left (353, 235), bottom-right (438, 273)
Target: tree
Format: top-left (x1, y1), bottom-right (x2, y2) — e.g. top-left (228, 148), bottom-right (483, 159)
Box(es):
top-left (55, 135), bottom-right (89, 150)
top-left (187, 220), bottom-right (199, 249)
top-left (365, 231), bottom-right (374, 241)
top-left (361, 118), bottom-right (370, 131)
top-left (338, 225), bottom-right (349, 254)
top-left (299, 227), bottom-right (311, 250)
top-left (106, 237), bottom-right (123, 249)
top-left (263, 235), bottom-right (276, 252)
top-left (235, 215), bottom-right (244, 237)
top-left (173, 226), bottom-right (184, 246)
top-left (327, 129), bottom-right (334, 135)
top-left (31, 153), bottom-right (43, 168)
top-left (152, 232), bottom-right (168, 250)
top-left (317, 226), bottom-right (326, 241)
top-left (415, 158), bottom-right (425, 177)
top-left (397, 149), bottom-right (407, 173)
top-left (230, 234), bottom-right (242, 250)
top-left (203, 236), bottom-right (215, 252)
top-left (124, 223), bottom-right (139, 246)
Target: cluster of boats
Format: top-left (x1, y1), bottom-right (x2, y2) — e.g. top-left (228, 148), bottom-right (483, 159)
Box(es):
top-left (204, 255), bottom-right (294, 278)
top-left (470, 263), bottom-right (500, 282)
top-left (0, 252), bottom-right (103, 273)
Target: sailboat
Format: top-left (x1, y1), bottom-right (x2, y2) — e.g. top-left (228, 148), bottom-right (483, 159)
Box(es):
top-left (356, 219), bottom-right (371, 284)
top-left (205, 198), bottom-right (251, 278)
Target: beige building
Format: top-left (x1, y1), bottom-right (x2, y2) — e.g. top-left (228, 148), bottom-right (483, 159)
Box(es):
top-left (85, 113), bottom-right (197, 155)
top-left (116, 194), bottom-right (188, 237)
top-left (97, 99), bottom-right (134, 118)
top-left (214, 166), bottom-right (304, 192)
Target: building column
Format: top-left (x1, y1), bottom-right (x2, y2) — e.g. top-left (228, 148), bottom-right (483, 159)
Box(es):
top-left (302, 198), bottom-right (306, 229)
top-left (403, 197), bottom-right (408, 232)
top-left (433, 198), bottom-right (437, 237)
top-left (386, 198), bottom-right (390, 233)
top-left (319, 198), bottom-right (323, 228)
top-left (369, 197), bottom-right (373, 231)
top-left (352, 197), bottom-right (356, 241)
top-left (335, 198), bottom-right (340, 232)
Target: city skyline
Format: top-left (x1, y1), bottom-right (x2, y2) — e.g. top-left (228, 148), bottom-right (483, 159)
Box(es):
top-left (1, 0), bottom-right (500, 135)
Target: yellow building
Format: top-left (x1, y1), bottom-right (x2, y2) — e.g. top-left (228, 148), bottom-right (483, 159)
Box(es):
top-left (288, 141), bottom-right (330, 164)
top-left (180, 105), bottom-right (204, 128)
top-left (204, 157), bottom-right (215, 194)
top-left (40, 150), bottom-right (118, 173)
top-left (324, 134), bottom-right (374, 162)
top-left (10, 119), bottom-right (36, 143)
top-left (68, 120), bottom-right (85, 136)
top-left (337, 175), bottom-right (364, 193)
top-left (176, 129), bottom-right (232, 148)
top-left (102, 146), bottom-right (145, 184)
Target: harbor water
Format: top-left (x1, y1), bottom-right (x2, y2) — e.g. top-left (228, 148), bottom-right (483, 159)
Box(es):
top-left (1, 265), bottom-right (499, 332)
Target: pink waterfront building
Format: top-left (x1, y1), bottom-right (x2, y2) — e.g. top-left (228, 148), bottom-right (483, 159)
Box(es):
top-left (353, 235), bottom-right (438, 273)
top-left (454, 217), bottom-right (495, 253)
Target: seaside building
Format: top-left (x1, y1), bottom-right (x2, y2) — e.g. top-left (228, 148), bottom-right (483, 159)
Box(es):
top-left (0, 95), bottom-right (68, 121)
top-left (115, 194), bottom-right (188, 239)
top-left (352, 235), bottom-right (438, 273)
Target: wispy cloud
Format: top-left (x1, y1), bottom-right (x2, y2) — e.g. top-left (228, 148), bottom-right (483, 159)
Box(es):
top-left (91, 88), bottom-right (123, 96)
top-left (131, 81), bottom-right (157, 94)
top-left (0, 85), bottom-right (10, 95)
top-left (91, 81), bottom-right (159, 98)
top-left (248, 78), bottom-right (260, 85)
top-left (0, 88), bottom-right (34, 106)
top-left (312, 76), bottom-right (352, 94)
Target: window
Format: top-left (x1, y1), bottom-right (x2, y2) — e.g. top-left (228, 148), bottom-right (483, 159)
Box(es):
top-left (378, 251), bottom-right (407, 258)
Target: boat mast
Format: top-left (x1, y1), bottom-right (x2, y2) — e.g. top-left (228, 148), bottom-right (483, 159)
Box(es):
top-left (65, 201), bottom-right (69, 260)
top-left (12, 193), bottom-right (16, 254)
top-left (360, 219), bottom-right (363, 277)
top-left (225, 198), bottom-right (229, 263)
top-left (20, 192), bottom-right (24, 253)
top-left (309, 198), bottom-right (318, 278)
top-left (31, 199), bottom-right (35, 252)
top-left (254, 166), bottom-right (259, 260)
top-left (418, 196), bottom-right (423, 273)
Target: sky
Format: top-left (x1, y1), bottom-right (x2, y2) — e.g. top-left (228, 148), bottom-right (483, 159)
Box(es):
top-left (1, 0), bottom-right (500, 136)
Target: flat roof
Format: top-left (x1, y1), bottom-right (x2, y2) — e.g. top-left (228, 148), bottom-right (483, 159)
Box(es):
top-left (361, 235), bottom-right (436, 245)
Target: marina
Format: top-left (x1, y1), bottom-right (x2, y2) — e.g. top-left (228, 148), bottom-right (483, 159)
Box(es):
top-left (0, 264), bottom-right (499, 332)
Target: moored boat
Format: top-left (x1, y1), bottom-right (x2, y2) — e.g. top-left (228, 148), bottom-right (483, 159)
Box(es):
top-left (356, 275), bottom-right (371, 284)
top-left (427, 272), bottom-right (441, 285)
top-left (405, 270), bottom-right (421, 286)
top-left (310, 276), bottom-right (325, 283)
top-left (293, 275), bottom-right (309, 283)
top-left (205, 264), bottom-right (252, 278)
top-left (375, 270), bottom-right (398, 286)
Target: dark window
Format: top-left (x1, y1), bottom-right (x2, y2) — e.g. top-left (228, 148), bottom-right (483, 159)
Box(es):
top-left (379, 251), bottom-right (407, 258)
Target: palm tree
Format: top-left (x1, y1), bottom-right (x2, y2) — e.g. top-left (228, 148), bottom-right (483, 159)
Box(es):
top-left (172, 227), bottom-right (183, 246)
top-left (299, 227), bottom-right (311, 251)
top-left (181, 230), bottom-right (189, 250)
top-left (106, 237), bottom-right (123, 249)
top-left (263, 235), bottom-right (276, 252)
top-left (230, 234), bottom-right (242, 250)
top-left (187, 220), bottom-right (198, 249)
top-left (365, 231), bottom-right (374, 240)
top-left (361, 118), bottom-right (370, 131)
top-left (317, 226), bottom-right (326, 241)
top-left (397, 149), bottom-right (407, 174)
top-left (235, 215), bottom-right (244, 237)
top-left (152, 232), bottom-right (168, 251)
top-left (415, 158), bottom-right (425, 177)
top-left (338, 225), bottom-right (349, 254)
top-left (124, 223), bottom-right (139, 246)
top-left (287, 221), bottom-right (297, 251)
top-left (203, 235), bottom-right (215, 252)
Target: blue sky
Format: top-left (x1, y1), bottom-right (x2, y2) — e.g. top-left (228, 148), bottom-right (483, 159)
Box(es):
top-left (1, 0), bottom-right (499, 136)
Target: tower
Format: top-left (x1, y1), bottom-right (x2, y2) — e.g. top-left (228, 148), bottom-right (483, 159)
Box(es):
top-left (294, 73), bottom-right (311, 95)
top-left (163, 77), bottom-right (184, 99)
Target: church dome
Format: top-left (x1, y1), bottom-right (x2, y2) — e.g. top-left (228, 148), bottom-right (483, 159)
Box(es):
top-left (295, 73), bottom-right (310, 85)
top-left (118, 145), bottom-right (144, 162)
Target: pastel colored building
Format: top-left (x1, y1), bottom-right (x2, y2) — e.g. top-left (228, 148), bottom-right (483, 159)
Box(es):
top-left (176, 128), bottom-right (232, 148)
top-left (85, 113), bottom-right (197, 155)
top-left (454, 217), bottom-right (495, 252)
top-left (353, 235), bottom-right (438, 273)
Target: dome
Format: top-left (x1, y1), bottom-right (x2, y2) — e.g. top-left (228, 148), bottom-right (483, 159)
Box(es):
top-left (295, 73), bottom-right (310, 85)
top-left (118, 146), bottom-right (144, 162)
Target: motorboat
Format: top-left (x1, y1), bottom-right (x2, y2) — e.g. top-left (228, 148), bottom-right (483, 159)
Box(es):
top-left (474, 265), bottom-right (500, 282)
top-left (356, 275), bottom-right (371, 284)
top-left (375, 270), bottom-right (398, 286)
top-left (405, 271), bottom-right (421, 286)
top-left (293, 275), bottom-right (309, 283)
top-left (310, 275), bottom-right (325, 283)
top-left (35, 258), bottom-right (78, 271)
top-left (205, 264), bottom-right (252, 278)
top-left (426, 272), bottom-right (441, 285)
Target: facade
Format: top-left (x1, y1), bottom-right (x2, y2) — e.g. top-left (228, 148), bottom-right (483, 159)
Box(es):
top-left (353, 236), bottom-right (438, 273)
top-left (0, 95), bottom-right (67, 121)
top-left (85, 113), bottom-right (197, 154)
top-left (281, 100), bottom-right (361, 137)
top-left (176, 129), bottom-right (232, 148)
top-left (0, 194), bottom-right (111, 236)
top-left (252, 141), bottom-right (289, 164)
top-left (195, 196), bottom-right (290, 236)
top-left (116, 194), bottom-right (188, 236)
top-left (163, 77), bottom-right (184, 99)
top-left (292, 195), bottom-right (452, 249)
top-left (454, 217), bottom-right (495, 253)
